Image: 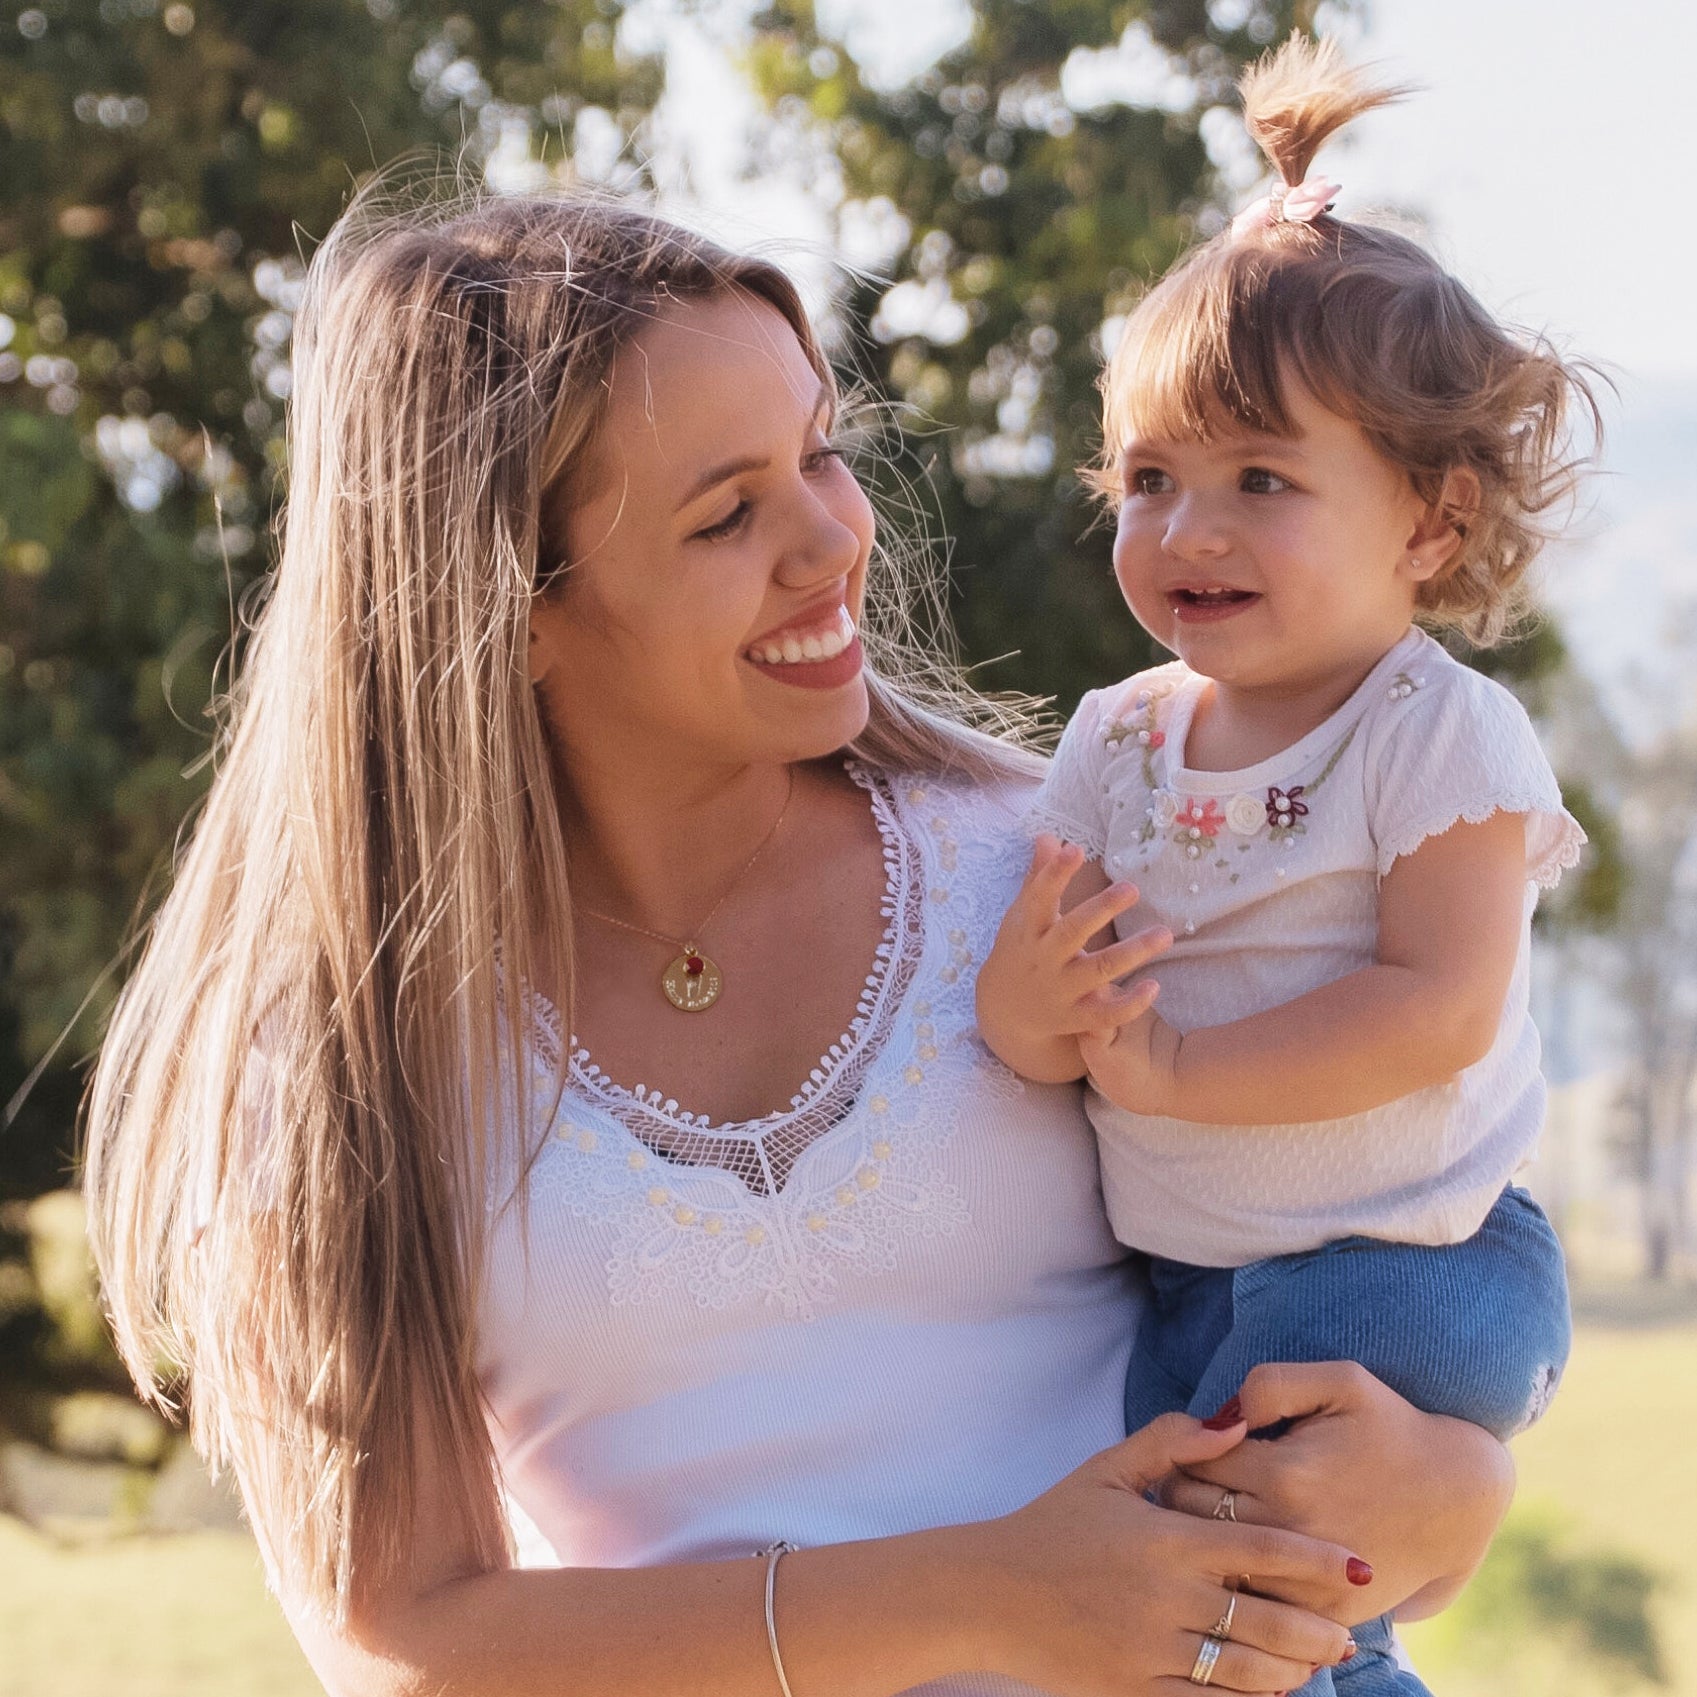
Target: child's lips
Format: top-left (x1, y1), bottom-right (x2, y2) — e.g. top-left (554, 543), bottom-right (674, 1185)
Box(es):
top-left (1168, 587), bottom-right (1261, 624)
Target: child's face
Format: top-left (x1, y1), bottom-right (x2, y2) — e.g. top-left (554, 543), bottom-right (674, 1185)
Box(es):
top-left (1109, 378), bottom-right (1437, 698)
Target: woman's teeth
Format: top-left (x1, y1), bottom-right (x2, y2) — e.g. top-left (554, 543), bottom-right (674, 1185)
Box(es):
top-left (747, 610), bottom-right (856, 665)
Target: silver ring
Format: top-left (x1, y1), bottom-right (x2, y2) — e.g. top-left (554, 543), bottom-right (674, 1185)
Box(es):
top-left (1211, 1488), bottom-right (1238, 1522)
top-left (1208, 1592), bottom-right (1238, 1641)
top-left (1188, 1634), bottom-right (1224, 1686)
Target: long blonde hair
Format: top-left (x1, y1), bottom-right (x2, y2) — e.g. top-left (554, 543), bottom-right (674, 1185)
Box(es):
top-left (82, 180), bottom-right (1037, 1620)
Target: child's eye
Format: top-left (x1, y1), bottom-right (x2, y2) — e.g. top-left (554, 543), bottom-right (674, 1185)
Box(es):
top-left (1128, 466), bottom-right (1174, 497)
top-left (1241, 467), bottom-right (1291, 494)
top-left (693, 501), bottom-right (751, 542)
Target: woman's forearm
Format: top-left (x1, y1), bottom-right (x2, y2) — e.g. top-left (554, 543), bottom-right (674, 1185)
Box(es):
top-left (298, 1524), bottom-right (990, 1697)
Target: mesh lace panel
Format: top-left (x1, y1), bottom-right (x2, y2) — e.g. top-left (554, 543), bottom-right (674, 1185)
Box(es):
top-left (528, 766), bottom-right (924, 1196)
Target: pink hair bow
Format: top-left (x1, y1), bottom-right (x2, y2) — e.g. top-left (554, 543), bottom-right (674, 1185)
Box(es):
top-left (1230, 175), bottom-right (1342, 239)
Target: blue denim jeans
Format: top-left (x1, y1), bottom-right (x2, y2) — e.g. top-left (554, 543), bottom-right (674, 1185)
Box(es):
top-left (1125, 1186), bottom-right (1571, 1697)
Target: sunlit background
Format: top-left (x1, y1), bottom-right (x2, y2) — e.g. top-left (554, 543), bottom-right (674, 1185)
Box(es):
top-left (1, 1), bottom-right (1690, 1693)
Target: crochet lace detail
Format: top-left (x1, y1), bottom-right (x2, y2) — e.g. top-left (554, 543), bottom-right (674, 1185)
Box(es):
top-left (519, 767), bottom-right (1023, 1319)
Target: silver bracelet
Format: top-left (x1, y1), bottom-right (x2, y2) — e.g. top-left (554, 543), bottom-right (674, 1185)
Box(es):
top-left (758, 1539), bottom-right (799, 1697)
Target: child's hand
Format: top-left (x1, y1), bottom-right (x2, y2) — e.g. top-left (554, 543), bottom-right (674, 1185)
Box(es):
top-left (1079, 1007), bottom-right (1183, 1117)
top-left (975, 834), bottom-right (1173, 1084)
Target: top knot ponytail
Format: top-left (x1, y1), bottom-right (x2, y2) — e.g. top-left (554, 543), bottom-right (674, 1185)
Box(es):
top-left (1240, 35), bottom-right (1411, 187)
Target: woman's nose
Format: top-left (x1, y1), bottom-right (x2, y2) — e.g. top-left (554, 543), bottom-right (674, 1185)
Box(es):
top-left (777, 483), bottom-right (869, 586)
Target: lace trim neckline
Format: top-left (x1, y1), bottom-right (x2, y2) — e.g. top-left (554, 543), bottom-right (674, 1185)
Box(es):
top-left (525, 761), bottom-right (919, 1141)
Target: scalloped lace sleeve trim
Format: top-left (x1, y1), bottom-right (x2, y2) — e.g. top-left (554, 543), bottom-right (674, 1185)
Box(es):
top-left (1023, 798), bottom-right (1109, 859)
top-left (1375, 795), bottom-right (1587, 889)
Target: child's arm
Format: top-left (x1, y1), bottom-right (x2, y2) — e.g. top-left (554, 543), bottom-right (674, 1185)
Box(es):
top-left (1082, 810), bottom-right (1527, 1122)
top-left (975, 835), bottom-right (1174, 1084)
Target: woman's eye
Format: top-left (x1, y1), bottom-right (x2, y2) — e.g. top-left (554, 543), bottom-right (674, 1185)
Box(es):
top-left (1241, 467), bottom-right (1291, 494)
top-left (693, 501), bottom-right (750, 542)
top-left (805, 442), bottom-right (847, 474)
top-left (1128, 467), bottom-right (1173, 496)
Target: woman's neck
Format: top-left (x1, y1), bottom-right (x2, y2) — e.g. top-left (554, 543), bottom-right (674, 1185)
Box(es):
top-left (553, 748), bottom-right (798, 938)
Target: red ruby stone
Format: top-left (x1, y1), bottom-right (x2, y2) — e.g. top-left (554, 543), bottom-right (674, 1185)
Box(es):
top-left (685, 954), bottom-right (705, 976)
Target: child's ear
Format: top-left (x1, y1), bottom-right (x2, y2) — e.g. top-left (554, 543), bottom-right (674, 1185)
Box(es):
top-left (1402, 467), bottom-right (1482, 584)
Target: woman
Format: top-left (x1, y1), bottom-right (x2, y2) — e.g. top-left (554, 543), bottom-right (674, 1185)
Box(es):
top-left (84, 190), bottom-right (1511, 1697)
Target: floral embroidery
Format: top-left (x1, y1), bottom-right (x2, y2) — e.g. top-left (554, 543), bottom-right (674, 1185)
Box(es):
top-left (1173, 797), bottom-right (1225, 855)
top-left (1265, 785), bottom-right (1309, 839)
top-left (1225, 792), bottom-right (1265, 836)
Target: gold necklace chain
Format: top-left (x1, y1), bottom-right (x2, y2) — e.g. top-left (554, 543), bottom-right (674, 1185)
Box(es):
top-left (576, 769), bottom-right (795, 1012)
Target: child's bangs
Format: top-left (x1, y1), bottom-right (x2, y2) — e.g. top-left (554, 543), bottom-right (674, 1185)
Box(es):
top-left (1096, 250), bottom-right (1307, 496)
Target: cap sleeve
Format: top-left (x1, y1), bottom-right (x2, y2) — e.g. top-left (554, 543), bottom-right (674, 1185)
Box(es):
top-left (1030, 687), bottom-right (1120, 858)
top-left (1365, 660), bottom-right (1585, 888)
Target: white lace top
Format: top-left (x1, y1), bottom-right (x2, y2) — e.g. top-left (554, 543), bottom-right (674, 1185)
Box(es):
top-left (478, 766), bottom-right (1141, 1697)
top-left (1034, 628), bottom-right (1585, 1268)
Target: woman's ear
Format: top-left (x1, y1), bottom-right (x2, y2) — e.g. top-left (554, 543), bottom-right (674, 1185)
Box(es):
top-left (526, 606), bottom-right (554, 686)
top-left (1402, 467), bottom-right (1482, 584)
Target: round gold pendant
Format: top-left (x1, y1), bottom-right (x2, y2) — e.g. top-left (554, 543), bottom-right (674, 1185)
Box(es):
top-left (661, 945), bottom-right (723, 1012)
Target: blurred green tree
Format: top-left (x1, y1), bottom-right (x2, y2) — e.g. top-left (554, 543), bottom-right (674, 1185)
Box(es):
top-left (0, 0), bottom-right (661, 1203)
top-left (747, 0), bottom-right (1332, 708)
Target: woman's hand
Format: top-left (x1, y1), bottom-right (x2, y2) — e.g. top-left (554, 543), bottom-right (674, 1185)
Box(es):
top-left (967, 1412), bottom-right (1360, 1697)
top-left (975, 835), bottom-right (1170, 1085)
top-left (1161, 1363), bottom-right (1515, 1628)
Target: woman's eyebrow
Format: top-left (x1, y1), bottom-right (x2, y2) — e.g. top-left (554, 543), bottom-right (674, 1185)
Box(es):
top-left (673, 380), bottom-right (833, 512)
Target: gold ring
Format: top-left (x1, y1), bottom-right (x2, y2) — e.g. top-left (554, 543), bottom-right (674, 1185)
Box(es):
top-left (1208, 1592), bottom-right (1238, 1641)
top-left (1188, 1635), bottom-right (1223, 1686)
top-left (1211, 1488), bottom-right (1238, 1522)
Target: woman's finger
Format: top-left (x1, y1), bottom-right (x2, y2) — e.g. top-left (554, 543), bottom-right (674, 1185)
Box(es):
top-left (1158, 1629), bottom-right (1327, 1696)
top-left (1205, 1588), bottom-right (1353, 1671)
top-left (1164, 1471), bottom-right (1267, 1526)
top-left (1196, 1517), bottom-right (1369, 1596)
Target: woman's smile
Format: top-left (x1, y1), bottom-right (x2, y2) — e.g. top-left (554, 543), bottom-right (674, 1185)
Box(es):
top-left (742, 602), bottom-right (863, 688)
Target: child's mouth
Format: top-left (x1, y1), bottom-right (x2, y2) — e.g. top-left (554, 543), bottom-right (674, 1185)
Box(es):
top-left (1169, 586), bottom-right (1259, 623)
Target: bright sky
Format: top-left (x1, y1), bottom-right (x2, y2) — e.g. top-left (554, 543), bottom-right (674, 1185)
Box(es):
top-left (1336, 0), bottom-right (1692, 391)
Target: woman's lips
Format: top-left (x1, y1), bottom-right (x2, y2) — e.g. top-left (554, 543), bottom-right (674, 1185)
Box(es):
top-left (742, 605), bottom-right (864, 689)
top-left (745, 632), bottom-right (865, 690)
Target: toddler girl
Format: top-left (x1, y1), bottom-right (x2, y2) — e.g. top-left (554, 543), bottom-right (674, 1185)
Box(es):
top-left (976, 37), bottom-right (1591, 1697)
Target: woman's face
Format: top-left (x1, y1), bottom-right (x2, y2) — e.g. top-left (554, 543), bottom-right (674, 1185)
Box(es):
top-left (528, 290), bottom-right (875, 789)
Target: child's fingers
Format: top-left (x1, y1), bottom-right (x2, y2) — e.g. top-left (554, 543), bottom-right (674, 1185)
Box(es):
top-left (1056, 880), bottom-right (1145, 952)
top-left (1076, 925), bottom-right (1173, 985)
top-left (1015, 834), bottom-right (1087, 923)
top-left (1083, 976), bottom-right (1161, 1029)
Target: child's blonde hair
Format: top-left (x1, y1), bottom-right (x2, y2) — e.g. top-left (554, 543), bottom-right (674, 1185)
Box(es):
top-left (1092, 36), bottom-right (1601, 647)
top-left (81, 178), bottom-right (1035, 1623)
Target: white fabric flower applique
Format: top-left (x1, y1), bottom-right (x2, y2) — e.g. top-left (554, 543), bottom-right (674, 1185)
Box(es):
top-left (1225, 792), bottom-right (1266, 836)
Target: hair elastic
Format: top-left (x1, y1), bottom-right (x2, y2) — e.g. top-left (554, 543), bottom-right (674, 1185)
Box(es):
top-left (1232, 173), bottom-right (1341, 240)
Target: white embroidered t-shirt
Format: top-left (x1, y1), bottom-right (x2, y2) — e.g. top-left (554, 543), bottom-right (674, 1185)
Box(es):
top-left (477, 766), bottom-right (1142, 1697)
top-left (1033, 628), bottom-right (1585, 1268)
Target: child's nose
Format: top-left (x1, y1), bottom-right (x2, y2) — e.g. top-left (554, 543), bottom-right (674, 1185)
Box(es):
top-left (1162, 494), bottom-right (1230, 559)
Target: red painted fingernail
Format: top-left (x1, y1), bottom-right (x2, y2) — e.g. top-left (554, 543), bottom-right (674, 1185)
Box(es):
top-left (1346, 1557), bottom-right (1374, 1586)
top-left (1200, 1396), bottom-right (1243, 1430)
